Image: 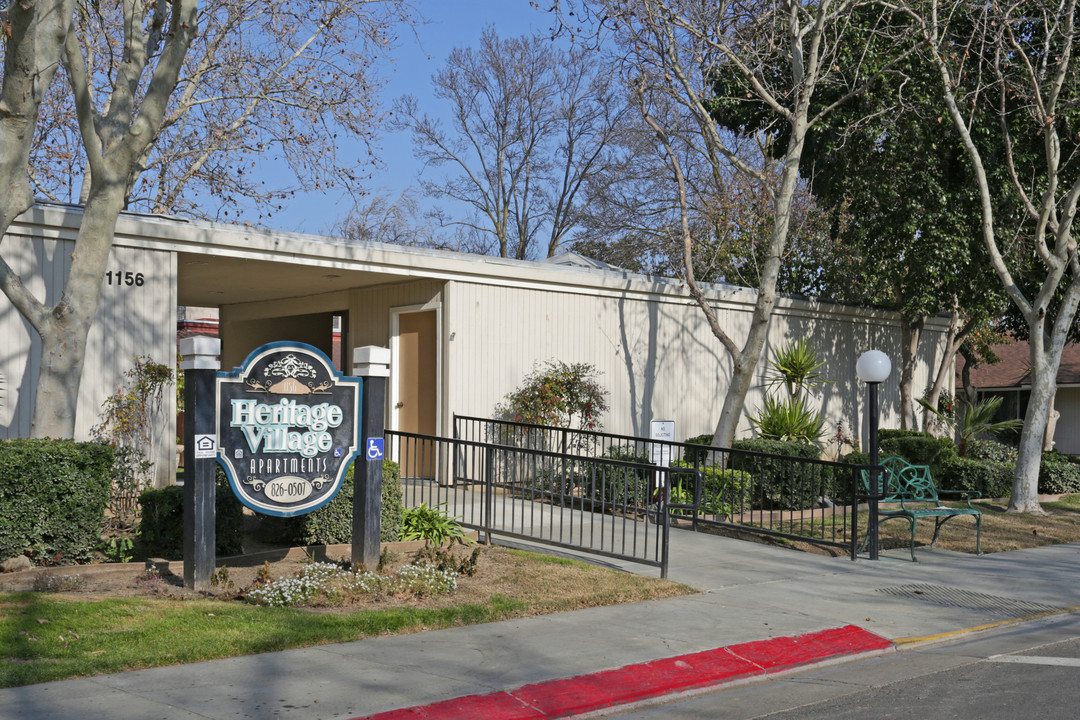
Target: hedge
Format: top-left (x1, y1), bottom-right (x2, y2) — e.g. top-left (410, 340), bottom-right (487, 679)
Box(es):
top-left (257, 461), bottom-right (403, 546)
top-left (0, 439), bottom-right (115, 564)
top-left (670, 461), bottom-right (752, 517)
top-left (877, 429), bottom-right (933, 441)
top-left (138, 468), bottom-right (245, 559)
top-left (878, 435), bottom-right (956, 478)
top-left (940, 457), bottom-right (1015, 499)
top-left (730, 439), bottom-right (830, 510)
top-left (681, 433), bottom-right (715, 465)
top-left (1039, 452), bottom-right (1080, 495)
top-left (582, 444), bottom-right (653, 507)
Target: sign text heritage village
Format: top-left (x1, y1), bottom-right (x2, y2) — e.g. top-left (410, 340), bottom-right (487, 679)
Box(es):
top-left (216, 342), bottom-right (362, 517)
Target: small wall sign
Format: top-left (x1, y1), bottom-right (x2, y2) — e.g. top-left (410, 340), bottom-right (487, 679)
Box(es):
top-left (649, 419), bottom-right (675, 467)
top-left (216, 342), bottom-right (362, 517)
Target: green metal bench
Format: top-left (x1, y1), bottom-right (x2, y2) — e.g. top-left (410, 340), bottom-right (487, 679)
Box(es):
top-left (861, 456), bottom-right (982, 562)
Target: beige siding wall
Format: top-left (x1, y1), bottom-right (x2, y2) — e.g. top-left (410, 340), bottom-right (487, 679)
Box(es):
top-left (219, 279), bottom-right (444, 424)
top-left (444, 280), bottom-right (945, 450)
top-left (0, 234), bottom-right (177, 485)
top-left (1054, 387), bottom-right (1080, 454)
top-left (348, 279), bottom-right (443, 352)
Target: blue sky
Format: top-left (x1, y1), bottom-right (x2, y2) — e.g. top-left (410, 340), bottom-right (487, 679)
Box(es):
top-left (267, 1), bottom-right (559, 235)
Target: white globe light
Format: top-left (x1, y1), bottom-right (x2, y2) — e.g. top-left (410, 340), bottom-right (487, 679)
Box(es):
top-left (856, 350), bottom-right (892, 383)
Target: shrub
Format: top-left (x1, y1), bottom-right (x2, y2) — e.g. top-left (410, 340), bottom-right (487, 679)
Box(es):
top-left (401, 503), bottom-right (468, 547)
top-left (968, 439), bottom-right (1018, 464)
top-left (584, 444), bottom-right (653, 509)
top-left (878, 435), bottom-right (957, 478)
top-left (941, 459), bottom-right (1015, 498)
top-left (940, 457), bottom-right (1015, 499)
top-left (1039, 452), bottom-right (1080, 495)
top-left (258, 461), bottom-right (403, 546)
top-left (877, 429), bottom-right (932, 440)
top-left (0, 439), bottom-right (114, 564)
top-left (841, 451), bottom-right (870, 466)
top-left (681, 433), bottom-right (715, 465)
top-left (138, 470), bottom-right (244, 559)
top-left (670, 461), bottom-right (752, 517)
top-left (92, 356), bottom-right (173, 522)
top-left (497, 360), bottom-right (608, 432)
top-left (730, 439), bottom-right (827, 510)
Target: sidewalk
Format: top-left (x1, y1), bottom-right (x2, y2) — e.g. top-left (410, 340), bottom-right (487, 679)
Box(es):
top-left (2, 527), bottom-right (1079, 720)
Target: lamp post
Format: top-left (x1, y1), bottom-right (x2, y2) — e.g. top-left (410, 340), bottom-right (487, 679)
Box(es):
top-left (856, 350), bottom-right (892, 561)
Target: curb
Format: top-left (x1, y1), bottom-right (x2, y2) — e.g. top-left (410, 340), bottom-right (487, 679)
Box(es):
top-left (894, 604), bottom-right (1080, 648)
top-left (350, 625), bottom-right (893, 720)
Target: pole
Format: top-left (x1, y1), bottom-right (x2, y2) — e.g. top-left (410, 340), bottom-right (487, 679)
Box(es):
top-left (868, 382), bottom-right (880, 561)
top-left (352, 346), bottom-right (390, 572)
top-left (179, 336), bottom-right (220, 591)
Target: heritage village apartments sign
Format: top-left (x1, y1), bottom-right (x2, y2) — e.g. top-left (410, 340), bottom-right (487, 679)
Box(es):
top-left (216, 342), bottom-right (362, 517)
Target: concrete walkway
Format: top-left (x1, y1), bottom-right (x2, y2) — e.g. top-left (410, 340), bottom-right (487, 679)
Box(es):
top-left (2, 527), bottom-right (1079, 720)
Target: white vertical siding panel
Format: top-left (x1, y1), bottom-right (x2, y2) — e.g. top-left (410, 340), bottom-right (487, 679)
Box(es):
top-left (0, 231), bottom-right (177, 483)
top-left (444, 281), bottom-right (947, 447)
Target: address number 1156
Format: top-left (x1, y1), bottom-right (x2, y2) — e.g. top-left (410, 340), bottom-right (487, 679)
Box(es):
top-left (105, 271), bottom-right (145, 287)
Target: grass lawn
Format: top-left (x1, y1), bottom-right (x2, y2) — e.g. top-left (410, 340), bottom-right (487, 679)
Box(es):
top-left (700, 495), bottom-right (1080, 557)
top-left (0, 546), bottom-right (692, 689)
top-left (874, 495), bottom-right (1080, 554)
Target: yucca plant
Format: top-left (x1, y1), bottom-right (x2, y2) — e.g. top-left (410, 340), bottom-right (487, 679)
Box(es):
top-left (764, 339), bottom-right (830, 398)
top-left (748, 395), bottom-right (827, 444)
top-left (750, 340), bottom-right (830, 445)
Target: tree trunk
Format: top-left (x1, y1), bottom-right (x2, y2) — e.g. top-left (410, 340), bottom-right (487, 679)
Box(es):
top-left (898, 315), bottom-right (925, 431)
top-left (709, 127), bottom-right (804, 449)
top-left (1009, 337), bottom-right (1054, 514)
top-left (31, 186), bottom-right (126, 438)
top-left (713, 354), bottom-right (757, 450)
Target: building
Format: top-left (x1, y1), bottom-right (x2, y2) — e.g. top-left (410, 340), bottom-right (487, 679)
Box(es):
top-left (958, 341), bottom-right (1080, 454)
top-left (1, 204), bottom-right (952, 484)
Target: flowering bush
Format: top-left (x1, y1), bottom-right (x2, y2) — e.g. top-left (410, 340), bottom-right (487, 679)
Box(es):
top-left (498, 360), bottom-right (608, 431)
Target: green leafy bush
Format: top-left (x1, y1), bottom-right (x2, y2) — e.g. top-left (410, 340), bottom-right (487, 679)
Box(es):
top-left (1039, 452), bottom-right (1080, 495)
top-left (968, 439), bottom-right (1018, 464)
top-left (877, 429), bottom-right (932, 440)
top-left (730, 439), bottom-right (827, 510)
top-left (584, 444), bottom-right (653, 509)
top-left (940, 457), bottom-right (1015, 499)
top-left (258, 461), bottom-right (403, 546)
top-left (138, 470), bottom-right (244, 559)
top-left (0, 439), bottom-right (115, 564)
top-left (670, 461), bottom-right (752, 517)
top-left (841, 451), bottom-right (870, 466)
top-left (401, 503), bottom-right (468, 547)
top-left (878, 435), bottom-right (957, 479)
top-left (681, 433), bottom-right (715, 465)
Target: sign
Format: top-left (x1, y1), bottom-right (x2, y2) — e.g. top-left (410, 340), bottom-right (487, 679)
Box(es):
top-left (366, 438), bottom-right (384, 460)
top-left (216, 342), bottom-right (362, 517)
top-left (193, 434), bottom-right (217, 459)
top-left (649, 419), bottom-right (676, 467)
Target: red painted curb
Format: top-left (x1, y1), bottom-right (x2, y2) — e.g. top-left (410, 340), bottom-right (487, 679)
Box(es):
top-left (353, 625), bottom-right (891, 720)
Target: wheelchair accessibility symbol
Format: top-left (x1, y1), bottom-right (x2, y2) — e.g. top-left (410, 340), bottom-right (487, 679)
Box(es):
top-left (366, 438), bottom-right (385, 460)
